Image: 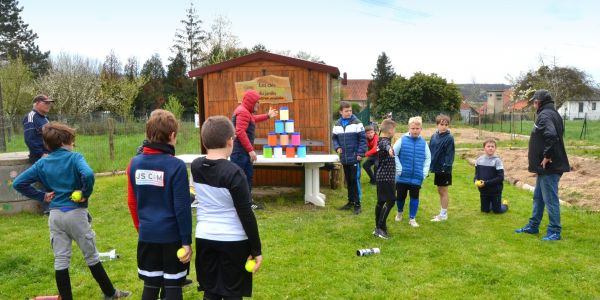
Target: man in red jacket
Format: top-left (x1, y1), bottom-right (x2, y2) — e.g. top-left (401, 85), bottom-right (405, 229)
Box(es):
top-left (231, 90), bottom-right (278, 209)
top-left (362, 125), bottom-right (379, 185)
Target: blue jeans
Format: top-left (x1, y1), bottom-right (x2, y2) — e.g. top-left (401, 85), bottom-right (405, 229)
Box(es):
top-left (230, 151), bottom-right (253, 192)
top-left (528, 173), bottom-right (562, 233)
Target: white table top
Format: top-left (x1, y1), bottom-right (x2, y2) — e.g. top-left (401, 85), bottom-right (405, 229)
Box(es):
top-left (177, 154), bottom-right (339, 164)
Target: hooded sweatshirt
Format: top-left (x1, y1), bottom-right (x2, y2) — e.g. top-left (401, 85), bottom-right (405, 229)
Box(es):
top-left (232, 90), bottom-right (270, 154)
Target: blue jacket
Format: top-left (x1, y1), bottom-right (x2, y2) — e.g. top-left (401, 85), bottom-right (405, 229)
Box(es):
top-left (127, 147), bottom-right (192, 245)
top-left (13, 148), bottom-right (95, 209)
top-left (23, 110), bottom-right (49, 158)
top-left (429, 130), bottom-right (455, 173)
top-left (332, 115), bottom-right (367, 165)
top-left (394, 133), bottom-right (431, 186)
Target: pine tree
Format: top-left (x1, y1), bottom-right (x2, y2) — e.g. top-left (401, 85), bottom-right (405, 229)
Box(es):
top-left (0, 0), bottom-right (50, 77)
top-left (171, 2), bottom-right (207, 71)
top-left (367, 52), bottom-right (396, 115)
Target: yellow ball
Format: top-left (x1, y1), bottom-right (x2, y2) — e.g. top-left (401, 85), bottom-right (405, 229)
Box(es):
top-left (71, 191), bottom-right (82, 202)
top-left (177, 248), bottom-right (186, 259)
top-left (475, 180), bottom-right (484, 188)
top-left (245, 259), bottom-right (256, 272)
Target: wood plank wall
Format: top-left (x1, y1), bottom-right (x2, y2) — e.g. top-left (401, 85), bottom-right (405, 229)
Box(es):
top-left (200, 60), bottom-right (333, 186)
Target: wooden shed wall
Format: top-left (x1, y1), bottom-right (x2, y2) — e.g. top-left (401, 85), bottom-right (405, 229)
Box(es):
top-left (201, 60), bottom-right (333, 186)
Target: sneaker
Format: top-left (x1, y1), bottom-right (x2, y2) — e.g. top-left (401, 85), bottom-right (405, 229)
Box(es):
top-left (353, 206), bottom-right (362, 215)
top-left (408, 219), bottom-right (419, 227)
top-left (338, 202), bottom-right (353, 211)
top-left (430, 214), bottom-right (448, 222)
top-left (183, 278), bottom-right (193, 287)
top-left (541, 231), bottom-right (561, 241)
top-left (104, 289), bottom-right (131, 299)
top-left (251, 201), bottom-right (265, 210)
top-left (394, 212), bottom-right (403, 222)
top-left (374, 228), bottom-right (389, 240)
top-left (514, 224), bottom-right (539, 234)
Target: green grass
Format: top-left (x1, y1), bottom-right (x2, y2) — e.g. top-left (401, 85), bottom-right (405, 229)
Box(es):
top-left (1, 158), bottom-right (599, 299)
top-left (4, 122), bottom-right (200, 173)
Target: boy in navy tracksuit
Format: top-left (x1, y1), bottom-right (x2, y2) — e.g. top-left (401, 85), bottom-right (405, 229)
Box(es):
top-left (474, 138), bottom-right (508, 213)
top-left (14, 122), bottom-right (129, 300)
top-left (333, 101), bottom-right (367, 215)
top-left (127, 109), bottom-right (192, 300)
top-left (393, 116), bottom-right (431, 227)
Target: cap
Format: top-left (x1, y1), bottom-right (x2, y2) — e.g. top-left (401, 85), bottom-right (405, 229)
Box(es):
top-left (33, 95), bottom-right (55, 103)
top-left (529, 89), bottom-right (552, 103)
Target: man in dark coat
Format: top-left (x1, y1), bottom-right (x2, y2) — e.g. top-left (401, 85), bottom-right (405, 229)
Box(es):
top-left (515, 89), bottom-right (570, 241)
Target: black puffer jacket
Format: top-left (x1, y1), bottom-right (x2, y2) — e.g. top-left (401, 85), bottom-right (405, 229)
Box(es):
top-left (528, 101), bottom-right (570, 174)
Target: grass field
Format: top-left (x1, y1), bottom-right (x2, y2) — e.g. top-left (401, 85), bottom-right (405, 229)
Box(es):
top-left (1, 158), bottom-right (599, 299)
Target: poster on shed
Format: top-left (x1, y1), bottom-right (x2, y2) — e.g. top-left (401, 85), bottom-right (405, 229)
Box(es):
top-left (235, 75), bottom-right (293, 104)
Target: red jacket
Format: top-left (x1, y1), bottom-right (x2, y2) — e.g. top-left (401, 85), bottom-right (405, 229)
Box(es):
top-left (232, 90), bottom-right (269, 153)
top-left (365, 133), bottom-right (379, 157)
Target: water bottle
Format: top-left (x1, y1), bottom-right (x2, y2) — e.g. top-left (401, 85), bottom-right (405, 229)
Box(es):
top-left (356, 248), bottom-right (380, 256)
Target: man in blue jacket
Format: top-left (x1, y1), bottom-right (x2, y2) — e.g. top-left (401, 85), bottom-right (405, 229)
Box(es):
top-left (23, 94), bottom-right (54, 214)
top-left (515, 89), bottom-right (570, 241)
top-left (332, 101), bottom-right (367, 214)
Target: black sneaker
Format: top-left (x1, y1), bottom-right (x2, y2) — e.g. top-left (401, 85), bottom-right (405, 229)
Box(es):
top-left (374, 228), bottom-right (389, 240)
top-left (251, 201), bottom-right (265, 210)
top-left (338, 202), bottom-right (353, 210)
top-left (183, 279), bottom-right (193, 287)
top-left (353, 206), bottom-right (362, 215)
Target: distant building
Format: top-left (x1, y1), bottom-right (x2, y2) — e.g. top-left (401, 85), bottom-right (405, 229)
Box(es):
top-left (557, 94), bottom-right (600, 120)
top-left (340, 73), bottom-right (370, 108)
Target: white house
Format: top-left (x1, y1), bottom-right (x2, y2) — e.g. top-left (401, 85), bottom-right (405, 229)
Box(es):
top-left (557, 95), bottom-right (600, 120)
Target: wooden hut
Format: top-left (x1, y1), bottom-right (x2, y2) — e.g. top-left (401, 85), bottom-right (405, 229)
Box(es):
top-left (188, 51), bottom-right (340, 186)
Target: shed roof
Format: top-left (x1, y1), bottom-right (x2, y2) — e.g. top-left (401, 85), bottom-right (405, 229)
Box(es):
top-left (188, 51), bottom-right (340, 78)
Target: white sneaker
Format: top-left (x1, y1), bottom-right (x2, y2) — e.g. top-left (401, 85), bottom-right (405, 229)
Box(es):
top-left (430, 214), bottom-right (448, 222)
top-left (395, 212), bottom-right (403, 222)
top-left (408, 218), bottom-right (419, 227)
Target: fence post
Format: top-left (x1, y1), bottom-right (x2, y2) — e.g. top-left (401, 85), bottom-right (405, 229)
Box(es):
top-left (108, 117), bottom-right (115, 172)
top-left (0, 82), bottom-right (6, 152)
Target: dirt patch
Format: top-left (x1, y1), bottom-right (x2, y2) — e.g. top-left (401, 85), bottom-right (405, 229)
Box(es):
top-left (435, 128), bottom-right (600, 210)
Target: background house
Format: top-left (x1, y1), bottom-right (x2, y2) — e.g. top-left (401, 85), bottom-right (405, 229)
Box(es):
top-left (340, 73), bottom-right (370, 108)
top-left (557, 94), bottom-right (600, 120)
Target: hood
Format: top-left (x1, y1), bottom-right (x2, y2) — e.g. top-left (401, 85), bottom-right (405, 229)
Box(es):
top-left (242, 90), bottom-right (261, 112)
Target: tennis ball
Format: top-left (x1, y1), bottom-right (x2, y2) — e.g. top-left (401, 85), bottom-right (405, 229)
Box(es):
top-left (245, 259), bottom-right (256, 272)
top-left (71, 190), bottom-right (82, 202)
top-left (475, 180), bottom-right (484, 188)
top-left (177, 248), bottom-right (186, 259)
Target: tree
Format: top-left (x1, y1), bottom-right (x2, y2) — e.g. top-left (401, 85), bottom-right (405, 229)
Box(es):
top-left (378, 72), bottom-right (461, 117)
top-left (0, 55), bottom-right (34, 135)
top-left (124, 56), bottom-right (140, 81)
top-left (34, 52), bottom-right (101, 116)
top-left (99, 51), bottom-right (145, 117)
top-left (367, 52), bottom-right (396, 115)
top-left (165, 51), bottom-right (195, 109)
top-left (207, 15), bottom-right (239, 51)
top-left (171, 2), bottom-right (208, 71)
top-left (251, 44), bottom-right (268, 53)
top-left (511, 60), bottom-right (596, 108)
top-left (0, 0), bottom-right (50, 77)
top-left (135, 54), bottom-right (166, 114)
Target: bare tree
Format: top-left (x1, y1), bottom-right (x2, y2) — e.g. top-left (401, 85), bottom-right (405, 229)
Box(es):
top-left (34, 52), bottom-right (101, 116)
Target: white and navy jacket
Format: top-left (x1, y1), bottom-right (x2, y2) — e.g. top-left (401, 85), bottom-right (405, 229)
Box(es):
top-left (332, 115), bottom-right (367, 165)
top-left (23, 109), bottom-right (49, 159)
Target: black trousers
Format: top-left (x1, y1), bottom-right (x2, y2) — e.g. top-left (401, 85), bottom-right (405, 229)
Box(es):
top-left (480, 193), bottom-right (507, 213)
top-left (343, 163), bottom-right (361, 206)
top-left (362, 156), bottom-right (378, 183)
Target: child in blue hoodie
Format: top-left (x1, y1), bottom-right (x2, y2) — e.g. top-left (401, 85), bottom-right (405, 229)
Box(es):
top-left (13, 122), bottom-right (130, 300)
top-left (393, 116), bottom-right (431, 227)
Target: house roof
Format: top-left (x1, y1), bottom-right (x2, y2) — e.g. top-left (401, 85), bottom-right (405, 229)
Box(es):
top-left (188, 51), bottom-right (340, 78)
top-left (342, 79), bottom-right (370, 101)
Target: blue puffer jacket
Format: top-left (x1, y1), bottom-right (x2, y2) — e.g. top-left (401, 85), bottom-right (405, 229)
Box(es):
top-left (394, 133), bottom-right (431, 186)
top-left (332, 115), bottom-right (367, 165)
top-left (429, 130), bottom-right (455, 173)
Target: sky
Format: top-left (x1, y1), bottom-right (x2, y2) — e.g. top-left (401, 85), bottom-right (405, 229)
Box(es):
top-left (17, 0), bottom-right (600, 84)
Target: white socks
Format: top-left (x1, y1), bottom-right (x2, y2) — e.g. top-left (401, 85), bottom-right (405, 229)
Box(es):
top-left (440, 208), bottom-right (447, 216)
